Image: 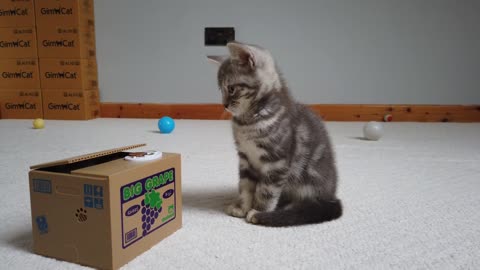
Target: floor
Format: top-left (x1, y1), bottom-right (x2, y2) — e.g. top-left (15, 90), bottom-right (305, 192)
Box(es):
top-left (1, 119), bottom-right (479, 270)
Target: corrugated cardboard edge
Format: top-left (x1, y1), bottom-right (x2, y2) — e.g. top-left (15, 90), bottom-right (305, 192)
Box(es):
top-left (30, 143), bottom-right (147, 170)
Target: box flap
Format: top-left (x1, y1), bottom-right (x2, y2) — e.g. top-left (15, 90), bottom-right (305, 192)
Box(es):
top-left (30, 144), bottom-right (146, 170)
top-left (71, 152), bottom-right (179, 177)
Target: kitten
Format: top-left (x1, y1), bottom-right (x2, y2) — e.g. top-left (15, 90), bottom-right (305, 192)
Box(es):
top-left (209, 42), bottom-right (342, 227)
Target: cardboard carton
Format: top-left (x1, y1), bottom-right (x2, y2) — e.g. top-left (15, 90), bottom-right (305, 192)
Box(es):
top-left (29, 144), bottom-right (182, 269)
top-left (42, 88), bottom-right (99, 120)
top-left (36, 25), bottom-right (96, 59)
top-left (0, 58), bottom-right (40, 89)
top-left (0, 27), bottom-right (38, 58)
top-left (0, 0), bottom-right (36, 27)
top-left (35, 0), bottom-right (94, 28)
top-left (0, 89), bottom-right (42, 119)
top-left (39, 59), bottom-right (97, 89)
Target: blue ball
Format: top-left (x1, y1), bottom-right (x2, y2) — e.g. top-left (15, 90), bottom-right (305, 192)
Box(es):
top-left (158, 116), bottom-right (175, 133)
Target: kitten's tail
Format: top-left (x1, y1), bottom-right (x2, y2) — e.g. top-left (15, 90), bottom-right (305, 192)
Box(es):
top-left (253, 199), bottom-right (342, 227)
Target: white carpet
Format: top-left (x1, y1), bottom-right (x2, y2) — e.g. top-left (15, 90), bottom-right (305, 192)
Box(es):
top-left (1, 119), bottom-right (479, 270)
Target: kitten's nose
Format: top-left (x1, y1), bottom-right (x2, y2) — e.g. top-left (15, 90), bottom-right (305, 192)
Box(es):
top-left (223, 104), bottom-right (228, 109)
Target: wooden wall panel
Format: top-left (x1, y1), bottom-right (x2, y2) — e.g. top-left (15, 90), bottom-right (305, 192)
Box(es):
top-left (100, 103), bottom-right (480, 122)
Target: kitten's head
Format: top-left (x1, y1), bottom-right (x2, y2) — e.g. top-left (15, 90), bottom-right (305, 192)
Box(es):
top-left (209, 42), bottom-right (280, 117)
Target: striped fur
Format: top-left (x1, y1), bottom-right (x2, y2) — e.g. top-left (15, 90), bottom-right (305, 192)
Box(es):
top-left (212, 42), bottom-right (342, 227)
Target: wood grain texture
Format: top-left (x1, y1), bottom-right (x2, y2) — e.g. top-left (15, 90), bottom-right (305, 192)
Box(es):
top-left (100, 103), bottom-right (230, 120)
top-left (309, 105), bottom-right (480, 122)
top-left (100, 103), bottom-right (480, 122)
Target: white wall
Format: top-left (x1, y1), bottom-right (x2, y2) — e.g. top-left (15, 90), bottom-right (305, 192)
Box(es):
top-left (94, 0), bottom-right (480, 104)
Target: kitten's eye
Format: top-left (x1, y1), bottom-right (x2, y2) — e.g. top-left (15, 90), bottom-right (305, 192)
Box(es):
top-left (227, 85), bottom-right (235, 95)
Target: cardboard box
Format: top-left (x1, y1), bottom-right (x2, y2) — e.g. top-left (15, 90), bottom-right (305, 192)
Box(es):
top-left (42, 88), bottom-right (99, 120)
top-left (0, 0), bottom-right (36, 27)
top-left (0, 89), bottom-right (42, 119)
top-left (0, 27), bottom-right (38, 58)
top-left (39, 59), bottom-right (97, 89)
top-left (0, 58), bottom-right (40, 89)
top-left (37, 25), bottom-right (96, 58)
top-left (29, 144), bottom-right (182, 269)
top-left (35, 0), bottom-right (94, 28)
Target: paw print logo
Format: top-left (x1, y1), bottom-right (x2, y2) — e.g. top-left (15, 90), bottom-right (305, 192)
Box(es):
top-left (75, 208), bottom-right (88, 223)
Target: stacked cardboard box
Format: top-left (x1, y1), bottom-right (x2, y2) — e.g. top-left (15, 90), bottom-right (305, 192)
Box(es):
top-left (35, 0), bottom-right (99, 120)
top-left (0, 0), bottom-right (42, 119)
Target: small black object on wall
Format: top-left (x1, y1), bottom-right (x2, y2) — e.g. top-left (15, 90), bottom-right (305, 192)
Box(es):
top-left (205, 27), bottom-right (235, 46)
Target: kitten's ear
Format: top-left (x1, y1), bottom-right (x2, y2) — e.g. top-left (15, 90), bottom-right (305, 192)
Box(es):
top-left (207, 55), bottom-right (227, 66)
top-left (227, 42), bottom-right (256, 68)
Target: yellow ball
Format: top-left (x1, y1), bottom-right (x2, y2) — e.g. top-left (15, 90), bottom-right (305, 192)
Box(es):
top-left (33, 118), bottom-right (45, 129)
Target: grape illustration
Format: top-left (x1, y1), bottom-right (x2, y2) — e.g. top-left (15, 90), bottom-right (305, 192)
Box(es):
top-left (144, 190), bottom-right (162, 210)
top-left (154, 212), bottom-right (159, 219)
top-left (150, 218), bottom-right (155, 225)
top-left (146, 208), bottom-right (151, 216)
top-left (142, 222), bottom-right (147, 230)
top-left (142, 215), bottom-right (146, 222)
top-left (146, 223), bottom-right (151, 231)
top-left (141, 207), bottom-right (146, 214)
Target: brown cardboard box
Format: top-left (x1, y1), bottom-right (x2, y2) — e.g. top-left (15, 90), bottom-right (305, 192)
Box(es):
top-left (37, 25), bottom-right (96, 58)
top-left (0, 58), bottom-right (40, 89)
top-left (0, 89), bottom-right (42, 118)
top-left (35, 0), bottom-right (94, 28)
top-left (42, 88), bottom-right (99, 120)
top-left (39, 59), bottom-right (97, 89)
top-left (29, 145), bottom-right (182, 270)
top-left (0, 27), bottom-right (38, 58)
top-left (0, 0), bottom-right (36, 27)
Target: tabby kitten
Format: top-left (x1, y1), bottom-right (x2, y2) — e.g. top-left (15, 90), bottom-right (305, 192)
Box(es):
top-left (209, 42), bottom-right (342, 227)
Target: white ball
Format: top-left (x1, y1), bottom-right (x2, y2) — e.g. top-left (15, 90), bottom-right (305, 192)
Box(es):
top-left (363, 121), bottom-right (384, 141)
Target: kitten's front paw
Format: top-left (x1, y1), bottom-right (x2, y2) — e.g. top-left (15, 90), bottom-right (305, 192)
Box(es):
top-left (246, 209), bottom-right (259, 224)
top-left (226, 204), bottom-right (247, 218)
